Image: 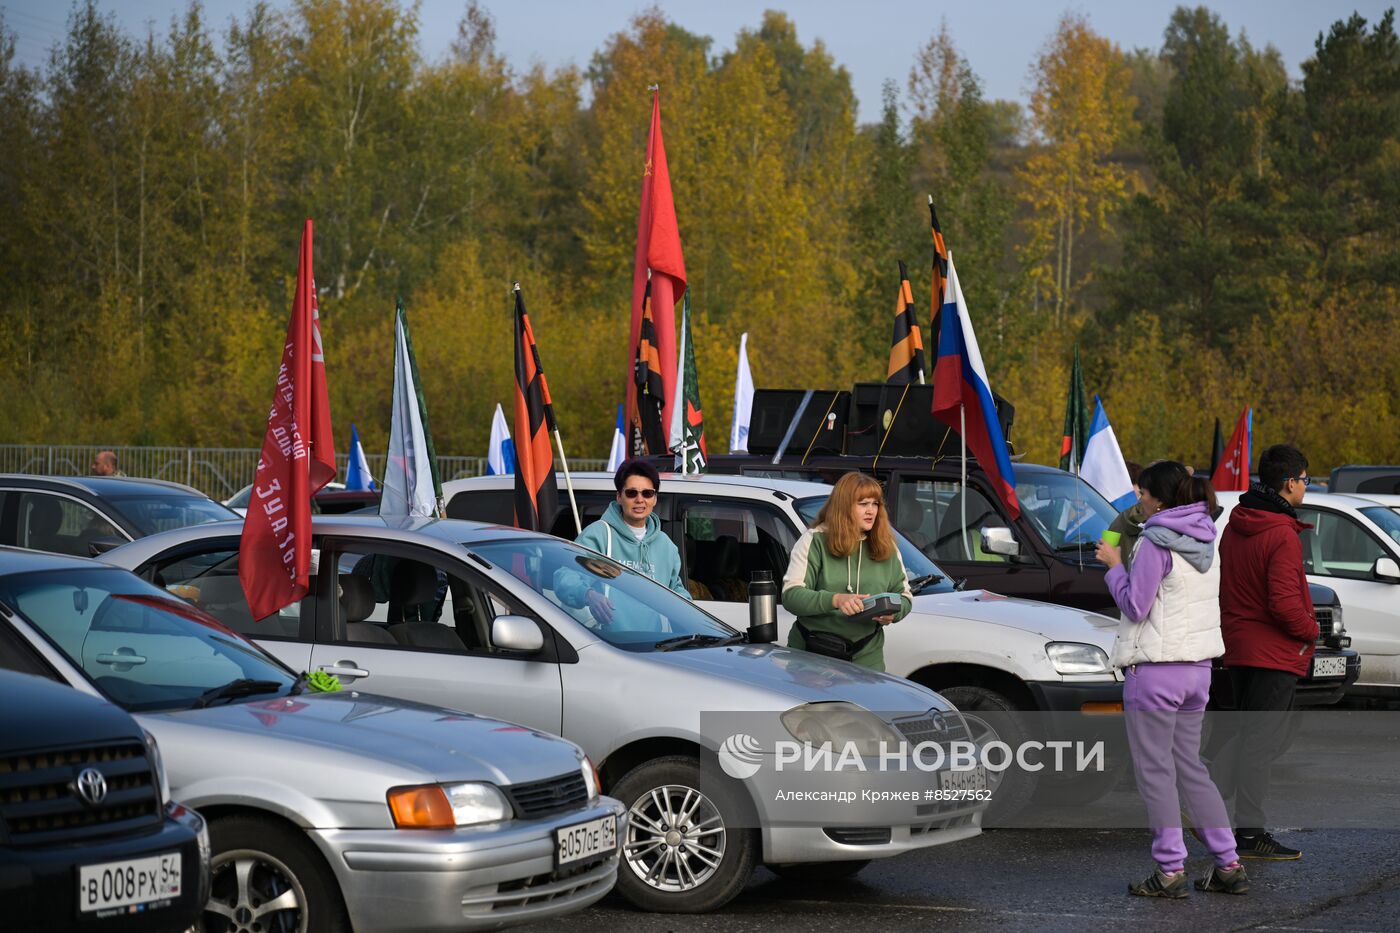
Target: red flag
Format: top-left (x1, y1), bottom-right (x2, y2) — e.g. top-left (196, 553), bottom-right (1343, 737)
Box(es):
top-left (625, 90), bottom-right (687, 452)
top-left (239, 220), bottom-right (336, 620)
top-left (512, 285), bottom-right (560, 532)
top-left (1211, 407), bottom-right (1251, 491)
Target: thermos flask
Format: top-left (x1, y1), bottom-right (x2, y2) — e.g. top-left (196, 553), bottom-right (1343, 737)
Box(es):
top-left (747, 570), bottom-right (778, 643)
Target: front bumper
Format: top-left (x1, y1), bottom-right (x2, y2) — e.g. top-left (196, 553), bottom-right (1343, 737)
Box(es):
top-left (1025, 679), bottom-right (1124, 713)
top-left (1295, 649), bottom-right (1361, 707)
top-left (763, 808), bottom-right (981, 863)
top-left (310, 796), bottom-right (625, 933)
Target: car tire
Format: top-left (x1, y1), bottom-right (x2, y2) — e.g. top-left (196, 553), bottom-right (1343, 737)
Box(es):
top-left (1031, 754), bottom-right (1129, 805)
top-left (611, 755), bottom-right (757, 913)
top-left (205, 814), bottom-right (349, 933)
top-left (767, 859), bottom-right (872, 881)
top-left (938, 685), bottom-right (1035, 825)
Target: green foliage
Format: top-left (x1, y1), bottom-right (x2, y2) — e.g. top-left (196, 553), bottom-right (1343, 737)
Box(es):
top-left (0, 1), bottom-right (1396, 474)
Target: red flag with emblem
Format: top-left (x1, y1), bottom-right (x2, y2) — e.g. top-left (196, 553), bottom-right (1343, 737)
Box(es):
top-left (625, 90), bottom-right (687, 453)
top-left (239, 219), bottom-right (336, 620)
top-left (1211, 407), bottom-right (1251, 492)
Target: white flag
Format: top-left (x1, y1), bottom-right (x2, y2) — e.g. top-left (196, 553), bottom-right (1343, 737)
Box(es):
top-left (607, 404), bottom-right (627, 472)
top-left (487, 403), bottom-right (515, 475)
top-left (730, 333), bottom-right (754, 453)
top-left (379, 306), bottom-right (440, 518)
top-left (1080, 396), bottom-right (1137, 511)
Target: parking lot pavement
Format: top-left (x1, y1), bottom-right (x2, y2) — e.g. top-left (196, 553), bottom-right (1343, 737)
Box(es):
top-left (527, 827), bottom-right (1400, 932)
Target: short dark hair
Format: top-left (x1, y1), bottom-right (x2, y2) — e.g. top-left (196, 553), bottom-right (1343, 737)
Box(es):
top-left (1124, 460), bottom-right (1143, 485)
top-left (1138, 459), bottom-right (1217, 514)
top-left (1257, 444), bottom-right (1308, 492)
top-left (614, 458), bottom-right (660, 492)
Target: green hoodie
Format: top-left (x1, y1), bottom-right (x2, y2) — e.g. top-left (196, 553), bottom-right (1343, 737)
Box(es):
top-left (554, 501), bottom-right (690, 607)
top-left (781, 527), bottom-right (913, 670)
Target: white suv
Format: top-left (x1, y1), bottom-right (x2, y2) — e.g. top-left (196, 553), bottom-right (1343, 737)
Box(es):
top-left (444, 473), bottom-right (1126, 818)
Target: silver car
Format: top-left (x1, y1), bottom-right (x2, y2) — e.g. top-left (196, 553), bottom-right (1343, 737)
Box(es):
top-left (0, 547), bottom-right (624, 932)
top-left (106, 516), bottom-right (987, 914)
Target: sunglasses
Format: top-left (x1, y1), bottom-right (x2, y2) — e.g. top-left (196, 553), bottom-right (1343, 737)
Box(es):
top-left (622, 488), bottom-right (657, 500)
top-left (1293, 474), bottom-right (1311, 486)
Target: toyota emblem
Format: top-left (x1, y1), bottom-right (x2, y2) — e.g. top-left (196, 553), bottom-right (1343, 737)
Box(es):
top-left (75, 767), bottom-right (108, 806)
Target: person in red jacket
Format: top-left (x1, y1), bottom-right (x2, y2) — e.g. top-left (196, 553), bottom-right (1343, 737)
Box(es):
top-left (1215, 443), bottom-right (1318, 860)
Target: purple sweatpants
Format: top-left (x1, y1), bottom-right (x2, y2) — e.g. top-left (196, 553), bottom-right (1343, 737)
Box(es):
top-left (1123, 661), bottom-right (1238, 873)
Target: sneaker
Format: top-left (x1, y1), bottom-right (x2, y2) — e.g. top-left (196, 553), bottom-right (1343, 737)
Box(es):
top-left (1235, 832), bottom-right (1302, 860)
top-left (1196, 863), bottom-right (1250, 895)
top-left (1128, 868), bottom-right (1190, 899)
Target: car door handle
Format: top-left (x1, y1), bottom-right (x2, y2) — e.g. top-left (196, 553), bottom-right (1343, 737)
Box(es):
top-left (96, 652), bottom-right (147, 666)
top-left (319, 664), bottom-right (369, 679)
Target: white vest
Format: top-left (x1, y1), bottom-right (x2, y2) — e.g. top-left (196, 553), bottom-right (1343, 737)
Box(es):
top-left (1112, 547), bottom-right (1225, 668)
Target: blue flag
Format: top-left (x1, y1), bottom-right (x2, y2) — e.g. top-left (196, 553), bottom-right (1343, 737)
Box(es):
top-left (345, 423), bottom-right (375, 491)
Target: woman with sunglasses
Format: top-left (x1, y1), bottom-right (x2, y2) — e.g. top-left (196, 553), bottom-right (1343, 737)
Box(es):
top-left (554, 459), bottom-right (690, 626)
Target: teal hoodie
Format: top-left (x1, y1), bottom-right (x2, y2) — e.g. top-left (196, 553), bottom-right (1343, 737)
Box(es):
top-left (555, 501), bottom-right (691, 607)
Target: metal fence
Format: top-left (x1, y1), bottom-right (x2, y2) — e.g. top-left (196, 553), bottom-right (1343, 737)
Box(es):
top-left (0, 445), bottom-right (609, 502)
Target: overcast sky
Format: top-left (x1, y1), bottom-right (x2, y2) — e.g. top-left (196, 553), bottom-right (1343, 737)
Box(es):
top-left (2, 1), bottom-right (1391, 120)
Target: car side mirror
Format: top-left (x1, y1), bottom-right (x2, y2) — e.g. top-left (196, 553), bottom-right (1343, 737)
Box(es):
top-left (492, 615), bottom-right (545, 653)
top-left (1374, 556), bottom-right (1400, 584)
top-left (980, 526), bottom-right (1020, 557)
top-left (87, 535), bottom-right (125, 557)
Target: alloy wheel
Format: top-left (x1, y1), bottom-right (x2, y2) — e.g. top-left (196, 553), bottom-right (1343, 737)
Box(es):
top-left (204, 848), bottom-right (307, 933)
top-left (624, 784), bottom-right (727, 893)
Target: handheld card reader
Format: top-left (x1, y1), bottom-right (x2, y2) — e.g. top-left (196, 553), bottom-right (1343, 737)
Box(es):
top-left (850, 592), bottom-right (902, 624)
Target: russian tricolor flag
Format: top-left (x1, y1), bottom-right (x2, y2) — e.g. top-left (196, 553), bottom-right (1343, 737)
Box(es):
top-left (931, 254), bottom-right (1019, 519)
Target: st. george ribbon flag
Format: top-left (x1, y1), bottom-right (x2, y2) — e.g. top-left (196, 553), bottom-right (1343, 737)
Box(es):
top-left (344, 423), bottom-right (374, 491)
top-left (379, 301), bottom-right (441, 518)
top-left (1080, 396), bottom-right (1137, 510)
top-left (512, 285), bottom-right (561, 532)
top-left (625, 88), bottom-right (687, 454)
top-left (730, 333), bottom-right (754, 453)
top-left (239, 218), bottom-right (336, 620)
top-left (887, 260), bottom-right (926, 385)
top-left (487, 402), bottom-right (516, 475)
top-left (930, 254), bottom-right (1020, 519)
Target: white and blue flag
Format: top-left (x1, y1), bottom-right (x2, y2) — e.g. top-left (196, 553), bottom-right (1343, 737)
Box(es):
top-left (1080, 396), bottom-right (1137, 511)
top-left (345, 423), bottom-right (375, 491)
top-left (607, 404), bottom-right (627, 472)
top-left (487, 403), bottom-right (516, 475)
top-left (730, 333), bottom-right (754, 453)
top-left (379, 304), bottom-right (441, 518)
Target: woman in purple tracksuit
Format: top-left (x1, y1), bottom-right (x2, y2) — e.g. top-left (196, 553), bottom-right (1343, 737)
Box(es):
top-left (1096, 460), bottom-right (1249, 898)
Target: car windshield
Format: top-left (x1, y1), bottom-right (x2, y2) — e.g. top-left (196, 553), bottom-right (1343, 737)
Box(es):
top-left (794, 497), bottom-right (954, 594)
top-left (1014, 471), bottom-right (1120, 550)
top-left (1359, 507), bottom-right (1400, 547)
top-left (105, 493), bottom-right (239, 535)
top-left (468, 538), bottom-right (739, 651)
top-left (1, 567), bottom-right (294, 712)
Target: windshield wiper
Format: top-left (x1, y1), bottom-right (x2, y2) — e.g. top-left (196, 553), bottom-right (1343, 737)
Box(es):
top-left (909, 573), bottom-right (944, 593)
top-left (287, 671), bottom-right (310, 696)
top-left (192, 678), bottom-right (284, 709)
top-left (654, 633), bottom-right (743, 652)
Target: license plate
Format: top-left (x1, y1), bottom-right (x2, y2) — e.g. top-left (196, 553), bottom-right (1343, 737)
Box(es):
top-left (1312, 655), bottom-right (1348, 678)
top-left (555, 815), bottom-right (617, 866)
top-left (79, 852), bottom-right (181, 914)
top-left (939, 765), bottom-right (988, 792)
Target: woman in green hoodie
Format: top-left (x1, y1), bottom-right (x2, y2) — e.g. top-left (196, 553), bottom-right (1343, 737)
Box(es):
top-left (554, 459), bottom-right (690, 626)
top-left (782, 472), bottom-right (913, 670)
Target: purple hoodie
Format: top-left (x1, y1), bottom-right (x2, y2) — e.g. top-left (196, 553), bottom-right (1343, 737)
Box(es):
top-left (1106, 501), bottom-right (1217, 624)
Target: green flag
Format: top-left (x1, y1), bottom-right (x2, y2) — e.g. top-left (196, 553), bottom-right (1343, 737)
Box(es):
top-left (668, 289), bottom-right (708, 474)
top-left (1058, 345), bottom-right (1089, 473)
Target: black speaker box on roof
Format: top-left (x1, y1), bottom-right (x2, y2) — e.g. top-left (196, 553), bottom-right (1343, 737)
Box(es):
top-left (846, 382), bottom-right (1016, 458)
top-left (745, 389), bottom-right (849, 457)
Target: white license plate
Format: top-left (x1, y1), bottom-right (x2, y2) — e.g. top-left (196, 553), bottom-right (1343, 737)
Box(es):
top-left (79, 852), bottom-right (182, 913)
top-left (939, 765), bottom-right (988, 792)
top-left (1312, 656), bottom-right (1348, 678)
top-left (555, 815), bottom-right (617, 866)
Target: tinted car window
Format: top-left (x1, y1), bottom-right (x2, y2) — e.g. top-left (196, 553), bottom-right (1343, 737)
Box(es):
top-left (793, 497), bottom-right (953, 593)
top-left (446, 490), bottom-right (515, 526)
top-left (1299, 509), bottom-right (1388, 580)
top-left (13, 492), bottom-right (119, 557)
top-left (1, 567), bottom-right (294, 712)
top-left (1359, 507), bottom-right (1400, 547)
top-left (1014, 472), bottom-right (1117, 550)
top-left (149, 547), bottom-right (305, 639)
top-left (106, 493), bottom-right (238, 535)
top-left (678, 501), bottom-right (796, 602)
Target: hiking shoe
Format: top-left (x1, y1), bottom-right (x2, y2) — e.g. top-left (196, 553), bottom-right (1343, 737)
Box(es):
top-left (1196, 863), bottom-right (1250, 895)
top-left (1235, 832), bottom-right (1302, 860)
top-left (1128, 868), bottom-right (1189, 899)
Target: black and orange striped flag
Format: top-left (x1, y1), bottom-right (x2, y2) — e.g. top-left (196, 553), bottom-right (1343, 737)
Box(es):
top-left (928, 198), bottom-right (950, 333)
top-left (512, 285), bottom-right (560, 532)
top-left (630, 279), bottom-right (668, 456)
top-left (887, 260), bottom-right (926, 384)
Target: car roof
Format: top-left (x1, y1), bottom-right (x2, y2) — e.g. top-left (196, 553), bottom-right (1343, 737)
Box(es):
top-left (442, 471), bottom-right (834, 499)
top-left (1215, 489), bottom-right (1393, 512)
top-left (0, 473), bottom-right (208, 497)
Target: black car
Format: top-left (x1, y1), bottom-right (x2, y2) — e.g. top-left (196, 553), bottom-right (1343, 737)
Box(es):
top-left (0, 667), bottom-right (209, 930)
top-left (0, 475), bottom-right (237, 558)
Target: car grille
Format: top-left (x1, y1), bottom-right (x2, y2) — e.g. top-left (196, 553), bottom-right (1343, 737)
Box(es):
top-left (462, 850), bottom-right (616, 918)
top-left (1314, 607), bottom-right (1335, 638)
top-left (894, 710), bottom-right (970, 746)
top-left (0, 741), bottom-right (161, 846)
top-left (503, 772), bottom-right (590, 820)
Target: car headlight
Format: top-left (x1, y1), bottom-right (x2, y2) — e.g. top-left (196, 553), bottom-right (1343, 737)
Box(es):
top-left (387, 782), bottom-right (513, 829)
top-left (580, 755), bottom-right (601, 800)
top-left (142, 729), bottom-right (171, 806)
top-left (780, 701), bottom-right (904, 757)
top-left (1331, 606), bottom-right (1344, 636)
top-left (1046, 642), bottom-right (1113, 675)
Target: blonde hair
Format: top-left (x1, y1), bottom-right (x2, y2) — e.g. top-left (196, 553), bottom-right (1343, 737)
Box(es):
top-left (814, 472), bottom-right (895, 561)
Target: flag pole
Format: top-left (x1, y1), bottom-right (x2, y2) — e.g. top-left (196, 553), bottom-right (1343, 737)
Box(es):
top-left (960, 401), bottom-right (971, 561)
top-left (554, 429), bottom-right (583, 535)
